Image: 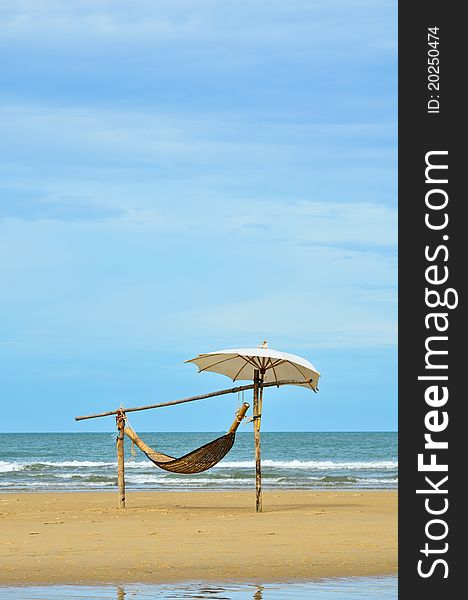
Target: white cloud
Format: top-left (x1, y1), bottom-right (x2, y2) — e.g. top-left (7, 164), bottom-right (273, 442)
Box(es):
top-left (0, 0), bottom-right (396, 55)
top-left (0, 213), bottom-right (396, 355)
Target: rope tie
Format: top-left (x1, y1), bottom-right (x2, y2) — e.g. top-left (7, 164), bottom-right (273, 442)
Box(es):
top-left (242, 415), bottom-right (261, 426)
top-left (123, 413), bottom-right (138, 459)
top-left (115, 409), bottom-right (126, 441)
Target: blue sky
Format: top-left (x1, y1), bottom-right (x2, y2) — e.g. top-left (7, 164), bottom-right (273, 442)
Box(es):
top-left (0, 1), bottom-right (397, 432)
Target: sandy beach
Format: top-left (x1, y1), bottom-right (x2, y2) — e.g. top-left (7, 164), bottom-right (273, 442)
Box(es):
top-left (0, 490), bottom-right (397, 585)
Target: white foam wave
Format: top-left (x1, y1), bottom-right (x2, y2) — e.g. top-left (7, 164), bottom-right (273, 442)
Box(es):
top-left (0, 461), bottom-right (24, 473)
top-left (362, 478), bottom-right (398, 484)
top-left (0, 460), bottom-right (118, 470)
top-left (0, 481), bottom-right (114, 488)
top-left (31, 460), bottom-right (150, 469)
top-left (216, 459), bottom-right (398, 470)
top-left (306, 476), bottom-right (398, 483)
top-left (39, 460), bottom-right (116, 468)
top-left (125, 474), bottom-right (274, 485)
top-left (0, 458), bottom-right (398, 474)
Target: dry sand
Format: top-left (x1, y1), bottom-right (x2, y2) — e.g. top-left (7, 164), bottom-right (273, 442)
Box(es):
top-left (0, 490), bottom-right (397, 585)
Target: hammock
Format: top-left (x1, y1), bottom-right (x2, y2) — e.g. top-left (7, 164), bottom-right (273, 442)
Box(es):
top-left (124, 402), bottom-right (249, 474)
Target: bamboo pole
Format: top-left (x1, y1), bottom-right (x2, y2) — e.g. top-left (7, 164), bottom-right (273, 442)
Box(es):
top-left (227, 402), bottom-right (250, 434)
top-left (124, 426), bottom-right (171, 463)
top-left (253, 369), bottom-right (262, 513)
top-left (116, 410), bottom-right (126, 508)
top-left (74, 379), bottom-right (314, 421)
top-left (259, 373), bottom-right (264, 426)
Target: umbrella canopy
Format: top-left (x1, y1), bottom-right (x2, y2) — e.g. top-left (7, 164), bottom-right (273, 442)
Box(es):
top-left (186, 343), bottom-right (320, 390)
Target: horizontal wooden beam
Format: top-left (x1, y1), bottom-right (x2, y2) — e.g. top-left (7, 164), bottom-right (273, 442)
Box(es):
top-left (74, 378), bottom-right (315, 421)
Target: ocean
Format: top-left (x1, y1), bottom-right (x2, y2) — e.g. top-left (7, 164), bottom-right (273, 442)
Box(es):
top-left (0, 431), bottom-right (397, 492)
top-left (0, 577), bottom-right (398, 599)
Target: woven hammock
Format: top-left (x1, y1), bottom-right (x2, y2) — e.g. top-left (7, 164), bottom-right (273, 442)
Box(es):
top-left (124, 402), bottom-right (249, 474)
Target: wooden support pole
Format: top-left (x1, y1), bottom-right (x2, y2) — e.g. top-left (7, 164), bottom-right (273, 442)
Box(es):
top-left (74, 378), bottom-right (315, 422)
top-left (253, 369), bottom-right (262, 513)
top-left (116, 410), bottom-right (126, 509)
top-left (259, 372), bottom-right (264, 426)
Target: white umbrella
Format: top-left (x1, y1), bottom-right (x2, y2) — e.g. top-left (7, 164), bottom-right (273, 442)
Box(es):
top-left (186, 341), bottom-right (320, 511)
top-left (185, 343), bottom-right (320, 390)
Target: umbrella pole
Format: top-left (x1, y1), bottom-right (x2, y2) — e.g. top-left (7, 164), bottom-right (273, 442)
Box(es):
top-left (116, 410), bottom-right (126, 508)
top-left (253, 369), bottom-right (263, 512)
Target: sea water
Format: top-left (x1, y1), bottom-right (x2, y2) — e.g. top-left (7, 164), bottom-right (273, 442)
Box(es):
top-left (0, 577), bottom-right (397, 599)
top-left (0, 432), bottom-right (396, 492)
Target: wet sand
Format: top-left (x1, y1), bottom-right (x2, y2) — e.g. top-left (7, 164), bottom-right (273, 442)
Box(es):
top-left (0, 490), bottom-right (397, 585)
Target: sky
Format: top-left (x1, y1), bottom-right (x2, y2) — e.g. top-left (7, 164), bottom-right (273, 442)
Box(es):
top-left (0, 1), bottom-right (397, 432)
